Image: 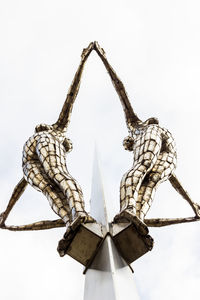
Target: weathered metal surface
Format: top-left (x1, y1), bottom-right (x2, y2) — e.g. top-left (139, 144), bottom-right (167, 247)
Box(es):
top-left (112, 223), bottom-right (153, 264)
top-left (84, 153), bottom-right (140, 300)
top-left (0, 43), bottom-right (96, 231)
top-left (65, 223), bottom-right (104, 266)
top-left (94, 41), bottom-right (200, 226)
top-left (1, 42), bottom-right (200, 233)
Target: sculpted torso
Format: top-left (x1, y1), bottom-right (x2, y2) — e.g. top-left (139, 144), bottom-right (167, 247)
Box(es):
top-left (22, 124), bottom-right (84, 225)
top-left (120, 122), bottom-right (177, 221)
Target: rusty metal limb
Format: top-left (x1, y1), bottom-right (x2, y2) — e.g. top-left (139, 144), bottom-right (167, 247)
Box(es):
top-left (0, 178), bottom-right (28, 227)
top-left (145, 216), bottom-right (200, 227)
top-left (94, 41), bottom-right (141, 131)
top-left (1, 219), bottom-right (65, 231)
top-left (169, 174), bottom-right (200, 217)
top-left (54, 42), bottom-right (94, 131)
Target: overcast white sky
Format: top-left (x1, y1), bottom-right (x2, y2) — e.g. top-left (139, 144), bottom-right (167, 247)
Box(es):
top-left (0, 0), bottom-right (200, 299)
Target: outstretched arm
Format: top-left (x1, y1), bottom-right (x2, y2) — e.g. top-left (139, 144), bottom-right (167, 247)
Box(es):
top-left (0, 178), bottom-right (28, 227)
top-left (169, 173), bottom-right (200, 217)
top-left (1, 43), bottom-right (95, 229)
top-left (144, 174), bottom-right (200, 227)
top-left (2, 218), bottom-right (65, 231)
top-left (94, 41), bottom-right (141, 131)
top-left (53, 42), bottom-right (94, 131)
top-left (0, 178), bottom-right (66, 231)
top-left (144, 216), bottom-right (200, 227)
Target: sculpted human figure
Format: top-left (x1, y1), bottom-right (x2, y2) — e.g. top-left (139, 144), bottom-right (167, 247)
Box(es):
top-left (119, 123), bottom-right (176, 234)
top-left (1, 41), bottom-right (200, 254)
top-left (94, 41), bottom-right (200, 233)
top-left (117, 119), bottom-right (176, 233)
top-left (0, 42), bottom-right (95, 235)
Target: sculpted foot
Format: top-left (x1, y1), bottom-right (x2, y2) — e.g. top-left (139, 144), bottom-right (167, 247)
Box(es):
top-left (57, 225), bottom-right (75, 257)
top-left (71, 212), bottom-right (96, 230)
top-left (114, 208), bottom-right (149, 236)
top-left (57, 212), bottom-right (96, 257)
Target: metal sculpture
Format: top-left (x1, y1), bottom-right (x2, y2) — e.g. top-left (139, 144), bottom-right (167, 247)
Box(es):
top-left (0, 41), bottom-right (199, 253)
top-left (0, 42), bottom-right (96, 233)
top-left (93, 41), bottom-right (200, 230)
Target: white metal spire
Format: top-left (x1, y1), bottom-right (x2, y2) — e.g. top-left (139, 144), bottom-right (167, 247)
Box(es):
top-left (83, 151), bottom-right (140, 300)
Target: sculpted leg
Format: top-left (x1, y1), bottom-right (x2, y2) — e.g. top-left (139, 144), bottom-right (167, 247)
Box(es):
top-left (137, 151), bottom-right (176, 220)
top-left (115, 127), bottom-right (163, 234)
top-left (24, 160), bottom-right (71, 224)
top-left (36, 137), bottom-right (94, 224)
top-left (120, 127), bottom-right (162, 212)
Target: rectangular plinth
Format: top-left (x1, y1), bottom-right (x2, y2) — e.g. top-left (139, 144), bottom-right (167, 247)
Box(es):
top-left (112, 223), bottom-right (153, 264)
top-left (66, 223), bottom-right (104, 266)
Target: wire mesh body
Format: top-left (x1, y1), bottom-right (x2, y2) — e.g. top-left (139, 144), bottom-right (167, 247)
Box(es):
top-left (0, 41), bottom-right (199, 233)
top-left (22, 126), bottom-right (86, 225)
top-left (120, 124), bottom-right (177, 220)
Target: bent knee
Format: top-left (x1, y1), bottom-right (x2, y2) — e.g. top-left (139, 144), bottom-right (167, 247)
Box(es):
top-left (143, 160), bottom-right (152, 169)
top-left (149, 172), bottom-right (162, 183)
top-left (138, 151), bottom-right (157, 169)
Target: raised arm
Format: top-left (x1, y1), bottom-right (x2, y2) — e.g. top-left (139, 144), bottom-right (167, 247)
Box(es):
top-left (94, 42), bottom-right (200, 227)
top-left (0, 43), bottom-right (95, 230)
top-left (53, 42), bottom-right (94, 131)
top-left (93, 41), bottom-right (141, 132)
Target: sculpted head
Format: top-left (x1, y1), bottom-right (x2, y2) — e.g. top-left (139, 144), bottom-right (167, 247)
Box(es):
top-left (35, 124), bottom-right (53, 133)
top-left (35, 123), bottom-right (67, 133)
top-left (136, 117), bottom-right (159, 129)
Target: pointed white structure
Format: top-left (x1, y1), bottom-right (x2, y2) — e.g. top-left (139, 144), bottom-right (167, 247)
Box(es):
top-left (83, 152), bottom-right (140, 300)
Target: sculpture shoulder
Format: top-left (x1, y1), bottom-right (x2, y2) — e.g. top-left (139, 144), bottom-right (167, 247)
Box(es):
top-left (160, 127), bottom-right (177, 154)
top-left (63, 138), bottom-right (73, 153)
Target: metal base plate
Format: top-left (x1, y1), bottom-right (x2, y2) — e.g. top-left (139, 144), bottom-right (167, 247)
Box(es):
top-left (65, 223), bottom-right (104, 266)
top-left (111, 222), bottom-right (154, 264)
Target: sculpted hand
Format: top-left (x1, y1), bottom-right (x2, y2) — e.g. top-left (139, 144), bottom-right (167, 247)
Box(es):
top-left (94, 41), bottom-right (106, 57)
top-left (0, 212), bottom-right (6, 228)
top-left (81, 42), bottom-right (94, 60)
top-left (193, 203), bottom-right (200, 218)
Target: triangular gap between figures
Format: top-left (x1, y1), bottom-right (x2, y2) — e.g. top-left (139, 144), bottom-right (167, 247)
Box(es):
top-left (89, 144), bottom-right (120, 225)
top-left (146, 179), bottom-right (196, 220)
top-left (3, 182), bottom-right (59, 226)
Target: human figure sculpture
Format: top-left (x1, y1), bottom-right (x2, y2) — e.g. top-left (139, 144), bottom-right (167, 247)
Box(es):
top-left (94, 41), bottom-right (200, 233)
top-left (117, 120), bottom-right (177, 233)
top-left (0, 42), bottom-right (200, 254)
top-left (0, 42), bottom-right (95, 235)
